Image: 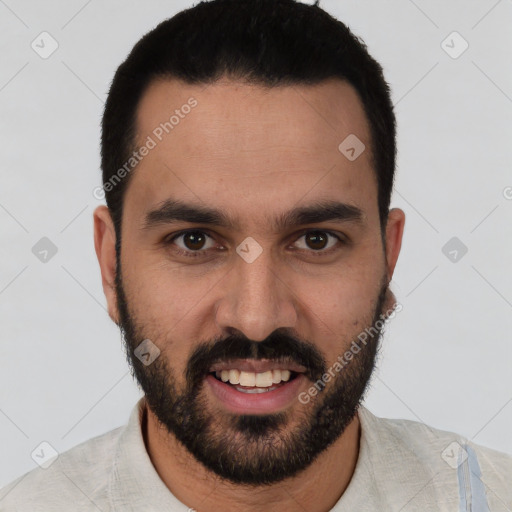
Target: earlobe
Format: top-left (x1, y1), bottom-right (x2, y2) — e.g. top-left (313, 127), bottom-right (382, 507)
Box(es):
top-left (384, 208), bottom-right (406, 282)
top-left (93, 205), bottom-right (120, 324)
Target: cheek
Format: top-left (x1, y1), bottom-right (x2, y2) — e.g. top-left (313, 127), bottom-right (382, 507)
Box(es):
top-left (121, 259), bottom-right (219, 360)
top-left (295, 264), bottom-right (384, 355)
top-left (129, 263), bottom-right (221, 323)
top-left (304, 249), bottom-right (383, 308)
top-left (122, 242), bottom-right (206, 317)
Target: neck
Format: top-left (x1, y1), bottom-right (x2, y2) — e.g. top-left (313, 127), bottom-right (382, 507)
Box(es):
top-left (142, 400), bottom-right (361, 512)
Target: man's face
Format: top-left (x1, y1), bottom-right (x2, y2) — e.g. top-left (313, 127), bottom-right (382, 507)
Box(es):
top-left (107, 78), bottom-right (401, 485)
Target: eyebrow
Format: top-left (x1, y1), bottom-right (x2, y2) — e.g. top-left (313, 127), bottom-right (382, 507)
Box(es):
top-left (142, 198), bottom-right (365, 232)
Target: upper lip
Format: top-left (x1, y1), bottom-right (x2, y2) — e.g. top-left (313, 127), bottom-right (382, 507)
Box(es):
top-left (209, 358), bottom-right (307, 374)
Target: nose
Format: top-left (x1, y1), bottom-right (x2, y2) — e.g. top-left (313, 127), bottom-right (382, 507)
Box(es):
top-left (214, 247), bottom-right (298, 342)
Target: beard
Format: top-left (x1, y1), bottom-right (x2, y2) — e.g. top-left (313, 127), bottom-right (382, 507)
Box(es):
top-left (114, 257), bottom-right (392, 486)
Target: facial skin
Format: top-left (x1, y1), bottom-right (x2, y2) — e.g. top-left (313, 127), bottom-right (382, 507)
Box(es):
top-left (94, 77), bottom-right (405, 512)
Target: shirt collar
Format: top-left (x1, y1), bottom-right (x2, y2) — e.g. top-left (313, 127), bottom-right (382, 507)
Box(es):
top-left (108, 396), bottom-right (191, 511)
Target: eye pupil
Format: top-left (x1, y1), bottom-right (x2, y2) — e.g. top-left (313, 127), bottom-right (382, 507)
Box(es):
top-left (306, 231), bottom-right (328, 250)
top-left (184, 231), bottom-right (206, 250)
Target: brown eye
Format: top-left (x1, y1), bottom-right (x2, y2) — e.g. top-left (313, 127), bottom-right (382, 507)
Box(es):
top-left (294, 230), bottom-right (341, 253)
top-left (304, 231), bottom-right (329, 250)
top-left (166, 230), bottom-right (217, 257)
top-left (182, 231), bottom-right (208, 250)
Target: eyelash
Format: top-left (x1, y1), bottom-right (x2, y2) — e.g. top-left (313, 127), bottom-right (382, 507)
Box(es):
top-left (164, 229), bottom-right (346, 259)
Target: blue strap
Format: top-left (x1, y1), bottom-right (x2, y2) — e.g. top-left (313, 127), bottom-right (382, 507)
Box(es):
top-left (457, 443), bottom-right (490, 512)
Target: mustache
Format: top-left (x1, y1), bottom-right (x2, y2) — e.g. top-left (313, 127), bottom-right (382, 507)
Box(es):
top-left (186, 329), bottom-right (327, 389)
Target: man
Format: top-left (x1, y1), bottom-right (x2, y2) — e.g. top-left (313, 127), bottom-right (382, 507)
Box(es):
top-left (1, 0), bottom-right (510, 510)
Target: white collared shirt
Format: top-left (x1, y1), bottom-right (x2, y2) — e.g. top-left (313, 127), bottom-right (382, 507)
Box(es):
top-left (1, 397), bottom-right (510, 511)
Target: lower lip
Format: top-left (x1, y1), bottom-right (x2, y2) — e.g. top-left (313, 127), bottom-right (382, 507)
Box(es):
top-left (205, 373), bottom-right (306, 414)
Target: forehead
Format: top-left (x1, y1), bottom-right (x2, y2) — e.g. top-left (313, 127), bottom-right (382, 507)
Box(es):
top-left (125, 77), bottom-right (377, 229)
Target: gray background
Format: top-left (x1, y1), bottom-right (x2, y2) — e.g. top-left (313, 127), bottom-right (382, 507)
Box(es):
top-left (1, 0), bottom-right (511, 486)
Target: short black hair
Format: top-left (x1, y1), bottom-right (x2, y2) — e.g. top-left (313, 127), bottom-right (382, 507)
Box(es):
top-left (101, 0), bottom-right (396, 251)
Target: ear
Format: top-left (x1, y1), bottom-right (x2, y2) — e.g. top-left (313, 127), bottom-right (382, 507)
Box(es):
top-left (93, 205), bottom-right (119, 324)
top-left (384, 208), bottom-right (405, 283)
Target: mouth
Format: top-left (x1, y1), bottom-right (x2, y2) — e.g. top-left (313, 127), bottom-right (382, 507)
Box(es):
top-left (210, 368), bottom-right (300, 393)
top-left (205, 359), bottom-right (308, 414)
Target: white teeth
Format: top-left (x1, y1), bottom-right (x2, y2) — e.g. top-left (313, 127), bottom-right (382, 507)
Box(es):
top-left (214, 368), bottom-right (295, 387)
top-left (280, 370), bottom-right (291, 382)
top-left (255, 371), bottom-right (273, 387)
top-left (239, 371), bottom-right (256, 386)
top-left (228, 369), bottom-right (240, 385)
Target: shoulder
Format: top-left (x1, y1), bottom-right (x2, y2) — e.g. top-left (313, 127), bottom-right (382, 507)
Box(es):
top-left (358, 406), bottom-right (512, 508)
top-left (366, 408), bottom-right (512, 468)
top-left (0, 426), bottom-right (124, 512)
